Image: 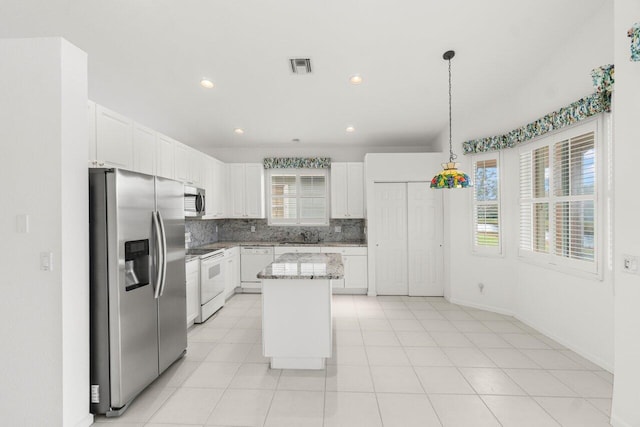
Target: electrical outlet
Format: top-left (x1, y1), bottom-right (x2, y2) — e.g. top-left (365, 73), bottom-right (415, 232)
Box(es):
top-left (623, 255), bottom-right (639, 274)
top-left (335, 226), bottom-right (341, 233)
top-left (185, 232), bottom-right (191, 243)
top-left (215, 225), bottom-right (218, 233)
top-left (251, 225), bottom-right (256, 232)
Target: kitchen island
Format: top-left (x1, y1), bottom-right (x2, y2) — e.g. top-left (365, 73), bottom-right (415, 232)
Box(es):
top-left (257, 253), bottom-right (343, 369)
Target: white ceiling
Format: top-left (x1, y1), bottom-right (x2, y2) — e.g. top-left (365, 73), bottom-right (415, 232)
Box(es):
top-left (0, 0), bottom-right (608, 156)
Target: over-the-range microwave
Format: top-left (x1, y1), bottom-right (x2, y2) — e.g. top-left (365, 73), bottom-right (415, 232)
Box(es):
top-left (184, 185), bottom-right (205, 217)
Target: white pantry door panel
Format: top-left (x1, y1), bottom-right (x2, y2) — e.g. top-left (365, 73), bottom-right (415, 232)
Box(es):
top-left (374, 183), bottom-right (408, 295)
top-left (407, 183), bottom-right (444, 296)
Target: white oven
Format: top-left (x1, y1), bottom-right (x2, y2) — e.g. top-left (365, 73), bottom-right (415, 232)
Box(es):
top-left (195, 249), bottom-right (226, 323)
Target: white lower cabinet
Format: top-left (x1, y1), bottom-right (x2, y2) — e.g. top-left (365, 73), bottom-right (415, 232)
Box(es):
top-left (186, 258), bottom-right (200, 328)
top-left (225, 247), bottom-right (240, 299)
top-left (320, 247), bottom-right (368, 292)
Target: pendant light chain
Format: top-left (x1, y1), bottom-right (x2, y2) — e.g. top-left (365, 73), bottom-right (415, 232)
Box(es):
top-left (448, 57), bottom-right (456, 163)
top-left (430, 49), bottom-right (471, 189)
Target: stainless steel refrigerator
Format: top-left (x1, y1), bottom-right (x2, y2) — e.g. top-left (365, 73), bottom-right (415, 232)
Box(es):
top-left (89, 168), bottom-right (187, 416)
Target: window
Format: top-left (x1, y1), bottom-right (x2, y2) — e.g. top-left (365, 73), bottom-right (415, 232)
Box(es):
top-left (473, 155), bottom-right (501, 254)
top-left (268, 169), bottom-right (329, 225)
top-left (519, 122), bottom-right (598, 274)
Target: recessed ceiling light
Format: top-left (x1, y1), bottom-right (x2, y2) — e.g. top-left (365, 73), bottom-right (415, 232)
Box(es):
top-left (200, 78), bottom-right (214, 89)
top-left (234, 128), bottom-right (244, 135)
top-left (346, 126), bottom-right (355, 133)
top-left (349, 74), bottom-right (363, 85)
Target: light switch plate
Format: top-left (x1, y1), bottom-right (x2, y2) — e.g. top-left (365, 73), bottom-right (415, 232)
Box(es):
top-left (251, 226), bottom-right (256, 232)
top-left (185, 232), bottom-right (191, 243)
top-left (334, 226), bottom-right (341, 233)
top-left (40, 252), bottom-right (53, 271)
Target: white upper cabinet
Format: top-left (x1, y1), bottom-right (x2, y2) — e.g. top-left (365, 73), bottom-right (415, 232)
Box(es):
top-left (174, 142), bottom-right (190, 183)
top-left (228, 164), bottom-right (246, 217)
top-left (228, 163), bottom-right (264, 218)
top-left (156, 133), bottom-right (175, 179)
top-left (133, 123), bottom-right (156, 176)
top-left (207, 158), bottom-right (227, 218)
top-left (174, 142), bottom-right (206, 186)
top-left (244, 164), bottom-right (265, 218)
top-left (204, 156), bottom-right (215, 217)
top-left (188, 148), bottom-right (205, 187)
top-left (93, 104), bottom-right (134, 169)
top-left (88, 101), bottom-right (217, 184)
top-left (331, 162), bottom-right (364, 218)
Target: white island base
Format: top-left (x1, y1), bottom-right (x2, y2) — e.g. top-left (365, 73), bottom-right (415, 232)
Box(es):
top-left (261, 278), bottom-right (333, 370)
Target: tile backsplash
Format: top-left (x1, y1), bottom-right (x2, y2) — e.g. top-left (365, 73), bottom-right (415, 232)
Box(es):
top-left (185, 218), bottom-right (365, 248)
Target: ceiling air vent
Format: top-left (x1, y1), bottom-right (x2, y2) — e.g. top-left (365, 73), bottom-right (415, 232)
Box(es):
top-left (290, 58), bottom-right (312, 74)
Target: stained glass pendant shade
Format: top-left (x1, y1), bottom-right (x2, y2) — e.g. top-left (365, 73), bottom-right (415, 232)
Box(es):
top-left (431, 50), bottom-right (472, 189)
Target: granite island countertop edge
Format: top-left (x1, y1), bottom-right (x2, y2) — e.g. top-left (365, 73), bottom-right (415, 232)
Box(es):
top-left (257, 253), bottom-right (344, 280)
top-left (196, 241), bottom-right (367, 250)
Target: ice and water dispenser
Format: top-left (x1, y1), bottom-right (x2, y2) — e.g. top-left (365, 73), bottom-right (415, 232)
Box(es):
top-left (124, 239), bottom-right (150, 291)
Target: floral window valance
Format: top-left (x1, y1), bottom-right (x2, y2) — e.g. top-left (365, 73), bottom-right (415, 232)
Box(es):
top-left (263, 157), bottom-right (331, 169)
top-left (629, 23), bottom-right (640, 62)
top-left (463, 64), bottom-right (614, 155)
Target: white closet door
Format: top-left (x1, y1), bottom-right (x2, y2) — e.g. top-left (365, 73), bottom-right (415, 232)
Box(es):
top-left (373, 183), bottom-right (408, 295)
top-left (407, 183), bottom-right (444, 296)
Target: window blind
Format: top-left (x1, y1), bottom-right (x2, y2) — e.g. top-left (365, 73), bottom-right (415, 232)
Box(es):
top-left (519, 128), bottom-right (597, 270)
top-left (473, 158), bottom-right (500, 250)
top-left (268, 170), bottom-right (328, 225)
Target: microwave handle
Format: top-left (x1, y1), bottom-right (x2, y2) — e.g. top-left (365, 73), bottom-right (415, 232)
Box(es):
top-left (196, 193), bottom-right (205, 213)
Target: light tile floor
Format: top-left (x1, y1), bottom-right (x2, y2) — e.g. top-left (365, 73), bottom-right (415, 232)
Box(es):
top-left (93, 294), bottom-right (613, 427)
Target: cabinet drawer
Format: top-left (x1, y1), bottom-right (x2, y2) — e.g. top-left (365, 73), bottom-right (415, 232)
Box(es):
top-left (320, 246), bottom-right (367, 256)
top-left (274, 246), bottom-right (322, 256)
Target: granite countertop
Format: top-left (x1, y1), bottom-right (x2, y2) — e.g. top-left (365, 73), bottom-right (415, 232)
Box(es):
top-left (257, 253), bottom-right (344, 280)
top-left (195, 241), bottom-right (367, 251)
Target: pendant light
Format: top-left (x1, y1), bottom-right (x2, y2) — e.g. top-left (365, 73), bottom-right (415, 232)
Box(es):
top-left (431, 50), bottom-right (471, 189)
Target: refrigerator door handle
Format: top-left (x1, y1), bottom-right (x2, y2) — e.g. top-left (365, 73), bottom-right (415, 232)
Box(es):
top-left (157, 210), bottom-right (168, 297)
top-left (152, 211), bottom-right (164, 299)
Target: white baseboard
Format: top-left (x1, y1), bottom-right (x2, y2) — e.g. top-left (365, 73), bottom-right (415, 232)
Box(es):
top-left (447, 297), bottom-right (613, 373)
top-left (447, 297), bottom-right (514, 316)
top-left (74, 413), bottom-right (93, 427)
top-left (515, 313), bottom-right (614, 373)
top-left (610, 414), bottom-right (632, 427)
